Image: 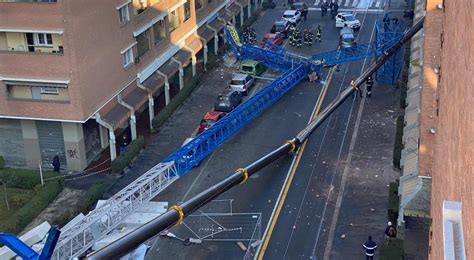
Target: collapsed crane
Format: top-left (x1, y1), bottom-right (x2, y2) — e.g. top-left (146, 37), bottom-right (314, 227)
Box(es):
top-left (86, 17), bottom-right (424, 259)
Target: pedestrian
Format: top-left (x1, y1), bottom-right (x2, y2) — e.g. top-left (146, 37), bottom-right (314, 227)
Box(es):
top-left (385, 221), bottom-right (397, 239)
top-left (315, 25), bottom-right (322, 42)
top-left (363, 236), bottom-right (377, 260)
top-left (303, 9), bottom-right (307, 21)
top-left (52, 155), bottom-right (60, 172)
top-left (120, 135), bottom-right (129, 154)
top-left (366, 75), bottom-right (374, 97)
top-left (351, 77), bottom-right (362, 98)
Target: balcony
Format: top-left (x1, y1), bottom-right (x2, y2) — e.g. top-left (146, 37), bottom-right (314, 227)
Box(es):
top-left (0, 31), bottom-right (63, 54)
top-left (0, 50), bottom-right (68, 80)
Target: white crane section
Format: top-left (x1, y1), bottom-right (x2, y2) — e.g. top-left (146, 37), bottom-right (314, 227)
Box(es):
top-left (52, 161), bottom-right (178, 259)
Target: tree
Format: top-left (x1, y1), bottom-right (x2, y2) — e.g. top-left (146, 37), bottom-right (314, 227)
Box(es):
top-left (0, 174), bottom-right (18, 211)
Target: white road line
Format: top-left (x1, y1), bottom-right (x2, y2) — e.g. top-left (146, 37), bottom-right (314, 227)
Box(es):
top-left (338, 0), bottom-right (343, 6)
top-left (314, 0), bottom-right (321, 6)
top-left (352, 0), bottom-right (359, 7)
top-left (181, 152), bottom-right (217, 201)
top-left (375, 0), bottom-right (381, 8)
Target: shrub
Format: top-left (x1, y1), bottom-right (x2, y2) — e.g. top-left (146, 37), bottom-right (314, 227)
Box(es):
top-left (0, 156), bottom-right (4, 169)
top-left (111, 136), bottom-right (145, 173)
top-left (10, 193), bottom-right (32, 207)
top-left (0, 180), bottom-right (63, 234)
top-left (81, 182), bottom-right (106, 212)
top-left (0, 168), bottom-right (59, 190)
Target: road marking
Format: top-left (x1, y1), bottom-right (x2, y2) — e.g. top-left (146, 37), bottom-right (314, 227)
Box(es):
top-left (321, 7), bottom-right (378, 259)
top-left (256, 68), bottom-right (335, 260)
top-left (181, 152), bottom-right (218, 201)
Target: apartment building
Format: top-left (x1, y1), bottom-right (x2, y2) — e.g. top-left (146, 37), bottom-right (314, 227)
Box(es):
top-left (0, 0), bottom-right (255, 171)
top-left (399, 0), bottom-right (472, 258)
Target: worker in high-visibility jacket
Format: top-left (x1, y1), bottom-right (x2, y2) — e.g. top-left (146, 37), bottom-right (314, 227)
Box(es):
top-left (363, 236), bottom-right (377, 260)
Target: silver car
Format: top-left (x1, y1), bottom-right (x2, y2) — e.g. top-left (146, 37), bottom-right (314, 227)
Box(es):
top-left (229, 73), bottom-right (255, 96)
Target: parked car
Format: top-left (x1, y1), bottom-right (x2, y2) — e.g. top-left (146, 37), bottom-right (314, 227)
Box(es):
top-left (258, 33), bottom-right (285, 47)
top-left (282, 10), bottom-right (301, 24)
top-left (335, 12), bottom-right (361, 29)
top-left (214, 90), bottom-right (242, 112)
top-left (339, 27), bottom-right (356, 48)
top-left (291, 2), bottom-right (308, 16)
top-left (240, 59), bottom-right (266, 76)
top-left (270, 20), bottom-right (291, 38)
top-left (229, 73), bottom-right (255, 95)
top-left (198, 111), bottom-right (225, 133)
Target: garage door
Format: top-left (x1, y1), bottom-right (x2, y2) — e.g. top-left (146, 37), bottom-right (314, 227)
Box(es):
top-left (0, 119), bottom-right (26, 167)
top-left (36, 121), bottom-right (67, 169)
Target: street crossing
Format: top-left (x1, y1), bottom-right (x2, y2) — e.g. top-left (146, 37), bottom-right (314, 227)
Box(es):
top-left (313, 0), bottom-right (383, 9)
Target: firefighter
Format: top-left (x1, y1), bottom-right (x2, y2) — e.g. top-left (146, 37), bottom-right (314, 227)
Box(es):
top-left (366, 75), bottom-right (374, 97)
top-left (303, 29), bottom-right (309, 46)
top-left (363, 236), bottom-right (377, 260)
top-left (296, 30), bottom-right (302, 48)
top-left (308, 29), bottom-right (314, 46)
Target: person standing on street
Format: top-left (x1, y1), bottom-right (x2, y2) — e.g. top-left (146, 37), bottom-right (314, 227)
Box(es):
top-left (52, 155), bottom-right (60, 172)
top-left (315, 25), bottom-right (322, 42)
top-left (363, 236), bottom-right (377, 260)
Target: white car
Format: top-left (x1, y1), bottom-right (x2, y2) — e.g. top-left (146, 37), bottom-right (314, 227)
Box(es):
top-left (229, 73), bottom-right (255, 96)
top-left (282, 10), bottom-right (301, 24)
top-left (335, 13), bottom-right (361, 29)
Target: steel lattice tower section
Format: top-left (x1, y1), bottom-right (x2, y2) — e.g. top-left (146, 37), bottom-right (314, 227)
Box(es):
top-left (375, 14), bottom-right (406, 85)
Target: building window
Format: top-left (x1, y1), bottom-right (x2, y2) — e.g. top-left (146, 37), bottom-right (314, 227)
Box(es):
top-left (153, 21), bottom-right (166, 45)
top-left (118, 4), bottom-right (130, 23)
top-left (40, 86), bottom-right (59, 95)
top-left (195, 0), bottom-right (203, 11)
top-left (6, 83), bottom-right (69, 101)
top-left (122, 47), bottom-right (133, 67)
top-left (29, 33), bottom-right (53, 46)
top-left (136, 31), bottom-right (150, 57)
top-left (183, 0), bottom-right (191, 22)
top-left (168, 10), bottom-right (180, 32)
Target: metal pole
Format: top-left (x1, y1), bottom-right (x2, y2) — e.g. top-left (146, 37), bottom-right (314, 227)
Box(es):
top-left (39, 160), bottom-right (44, 187)
top-left (85, 17), bottom-right (424, 260)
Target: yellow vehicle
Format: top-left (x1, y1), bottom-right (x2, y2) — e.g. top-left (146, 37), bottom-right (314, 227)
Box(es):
top-left (240, 59), bottom-right (266, 76)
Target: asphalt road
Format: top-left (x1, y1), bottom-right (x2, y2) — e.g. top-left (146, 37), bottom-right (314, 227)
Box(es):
top-left (260, 7), bottom-right (384, 260)
top-left (146, 2), bottom-right (383, 259)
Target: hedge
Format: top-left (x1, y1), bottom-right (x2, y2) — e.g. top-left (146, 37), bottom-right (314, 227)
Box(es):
top-left (111, 135), bottom-right (145, 173)
top-left (392, 115), bottom-right (405, 169)
top-left (81, 182), bottom-right (106, 212)
top-left (388, 181), bottom-right (400, 224)
top-left (0, 168), bottom-right (60, 190)
top-left (0, 180), bottom-right (63, 234)
top-left (0, 156), bottom-right (4, 169)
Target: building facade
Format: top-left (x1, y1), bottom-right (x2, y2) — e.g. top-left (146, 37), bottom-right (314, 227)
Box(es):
top-left (399, 0), bottom-right (472, 258)
top-left (0, 0), bottom-right (255, 171)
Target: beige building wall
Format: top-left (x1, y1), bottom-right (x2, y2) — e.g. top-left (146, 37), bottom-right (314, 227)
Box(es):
top-left (20, 119), bottom-right (41, 169)
top-left (62, 122), bottom-right (87, 171)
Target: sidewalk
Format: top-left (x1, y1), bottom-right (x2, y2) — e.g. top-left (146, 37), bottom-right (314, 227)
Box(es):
top-left (325, 85), bottom-right (402, 259)
top-left (105, 57), bottom-right (237, 197)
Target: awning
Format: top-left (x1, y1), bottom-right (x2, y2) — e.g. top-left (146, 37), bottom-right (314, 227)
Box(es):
top-left (173, 49), bottom-right (192, 67)
top-left (218, 10), bottom-right (233, 23)
top-left (185, 34), bottom-right (203, 53)
top-left (197, 26), bottom-right (215, 43)
top-left (101, 101), bottom-right (130, 130)
top-left (122, 87), bottom-right (148, 111)
top-left (142, 72), bottom-right (165, 96)
top-left (207, 19), bottom-right (225, 32)
top-left (158, 59), bottom-right (180, 79)
top-left (227, 3), bottom-right (241, 16)
top-left (236, 0), bottom-right (249, 7)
